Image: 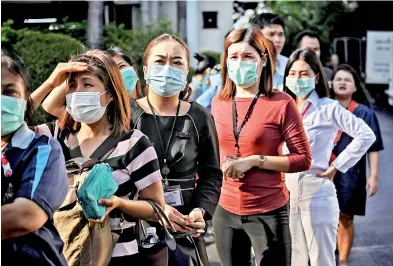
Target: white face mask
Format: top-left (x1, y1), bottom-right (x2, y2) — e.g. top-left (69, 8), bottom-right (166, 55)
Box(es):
top-left (66, 91), bottom-right (109, 124)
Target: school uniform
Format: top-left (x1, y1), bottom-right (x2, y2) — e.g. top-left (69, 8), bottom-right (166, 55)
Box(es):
top-left (1, 123), bottom-right (68, 266)
top-left (333, 103), bottom-right (384, 216)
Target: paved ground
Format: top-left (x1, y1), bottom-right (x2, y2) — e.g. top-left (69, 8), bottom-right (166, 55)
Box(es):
top-left (207, 110), bottom-right (393, 266)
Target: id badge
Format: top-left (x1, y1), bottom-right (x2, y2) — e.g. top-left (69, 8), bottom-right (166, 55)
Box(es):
top-left (164, 185), bottom-right (184, 207)
top-left (222, 156), bottom-right (238, 171)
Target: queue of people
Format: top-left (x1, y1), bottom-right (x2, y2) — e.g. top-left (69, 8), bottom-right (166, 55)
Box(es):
top-left (1, 12), bottom-right (383, 266)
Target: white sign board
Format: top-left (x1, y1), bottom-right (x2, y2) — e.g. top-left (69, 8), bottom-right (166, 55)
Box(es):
top-left (366, 31), bottom-right (393, 84)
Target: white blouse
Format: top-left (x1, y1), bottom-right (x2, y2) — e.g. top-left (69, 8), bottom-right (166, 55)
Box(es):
top-left (285, 90), bottom-right (376, 175)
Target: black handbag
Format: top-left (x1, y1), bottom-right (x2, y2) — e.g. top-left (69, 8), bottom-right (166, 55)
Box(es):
top-left (136, 200), bottom-right (204, 266)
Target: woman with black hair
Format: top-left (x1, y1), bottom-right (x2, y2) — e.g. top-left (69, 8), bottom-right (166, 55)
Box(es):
top-left (105, 46), bottom-right (143, 99)
top-left (1, 49), bottom-right (68, 265)
top-left (331, 64), bottom-right (384, 266)
top-left (283, 50), bottom-right (376, 266)
top-left (131, 33), bottom-right (222, 266)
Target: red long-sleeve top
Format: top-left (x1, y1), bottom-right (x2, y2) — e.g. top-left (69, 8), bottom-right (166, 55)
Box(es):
top-left (211, 91), bottom-right (312, 215)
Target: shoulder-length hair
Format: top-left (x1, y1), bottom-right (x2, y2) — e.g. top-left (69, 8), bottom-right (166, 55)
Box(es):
top-left (218, 26), bottom-right (276, 101)
top-left (105, 46), bottom-right (144, 99)
top-left (143, 34), bottom-right (192, 101)
top-left (331, 64), bottom-right (370, 107)
top-left (59, 49), bottom-right (131, 135)
top-left (283, 49), bottom-right (330, 99)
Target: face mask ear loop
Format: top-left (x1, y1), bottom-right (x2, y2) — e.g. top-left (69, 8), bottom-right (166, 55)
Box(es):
top-left (99, 90), bottom-right (112, 108)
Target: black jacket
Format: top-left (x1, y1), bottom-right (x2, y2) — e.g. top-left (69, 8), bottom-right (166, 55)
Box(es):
top-left (131, 99), bottom-right (222, 219)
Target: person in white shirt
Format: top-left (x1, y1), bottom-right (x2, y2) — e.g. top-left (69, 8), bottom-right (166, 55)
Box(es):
top-left (282, 49), bottom-right (376, 266)
top-left (252, 13), bottom-right (288, 90)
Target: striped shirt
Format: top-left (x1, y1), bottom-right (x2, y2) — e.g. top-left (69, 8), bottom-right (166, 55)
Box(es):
top-left (38, 123), bottom-right (162, 262)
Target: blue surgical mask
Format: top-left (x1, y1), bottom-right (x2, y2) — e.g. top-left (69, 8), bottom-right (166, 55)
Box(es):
top-left (146, 65), bottom-right (188, 97)
top-left (1, 95), bottom-right (26, 136)
top-left (121, 67), bottom-right (139, 94)
top-left (285, 77), bottom-right (316, 98)
top-left (227, 60), bottom-right (258, 87)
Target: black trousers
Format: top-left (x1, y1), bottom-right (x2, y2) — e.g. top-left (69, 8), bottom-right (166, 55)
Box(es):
top-left (213, 204), bottom-right (291, 266)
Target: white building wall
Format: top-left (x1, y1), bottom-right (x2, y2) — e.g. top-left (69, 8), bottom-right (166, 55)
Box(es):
top-left (186, 0), bottom-right (200, 67)
top-left (160, 1), bottom-right (178, 33)
top-left (134, 0), bottom-right (233, 67)
top-left (197, 1), bottom-right (233, 53)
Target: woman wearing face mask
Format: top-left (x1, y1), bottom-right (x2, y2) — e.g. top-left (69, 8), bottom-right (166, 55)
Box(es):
top-left (211, 26), bottom-right (312, 266)
top-left (130, 34), bottom-right (222, 266)
top-left (283, 50), bottom-right (376, 266)
top-left (36, 50), bottom-right (165, 265)
top-left (105, 46), bottom-right (142, 98)
top-left (31, 47), bottom-right (142, 118)
top-left (331, 64), bottom-right (383, 266)
top-left (1, 49), bottom-right (68, 265)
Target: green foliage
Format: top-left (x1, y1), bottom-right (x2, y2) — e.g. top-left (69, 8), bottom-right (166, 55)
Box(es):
top-left (2, 20), bottom-right (84, 123)
top-left (48, 17), bottom-right (88, 44)
top-left (1, 19), bottom-right (17, 43)
top-left (102, 18), bottom-right (174, 87)
top-left (253, 1), bottom-right (357, 62)
top-left (266, 1), bottom-right (355, 44)
top-left (14, 31), bottom-right (84, 90)
top-left (1, 18), bottom-right (175, 123)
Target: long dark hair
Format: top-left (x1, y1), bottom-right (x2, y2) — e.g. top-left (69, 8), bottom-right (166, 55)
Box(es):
top-left (283, 49), bottom-right (329, 99)
top-left (331, 64), bottom-right (370, 107)
top-left (1, 48), bottom-right (36, 125)
top-left (219, 26), bottom-right (276, 101)
top-left (105, 46), bottom-right (144, 99)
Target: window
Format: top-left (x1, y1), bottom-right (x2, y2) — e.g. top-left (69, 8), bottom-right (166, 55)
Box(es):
top-left (203, 12), bottom-right (217, 29)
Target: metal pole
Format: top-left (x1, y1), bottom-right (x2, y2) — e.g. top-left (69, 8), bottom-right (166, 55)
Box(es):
top-left (87, 1), bottom-right (104, 49)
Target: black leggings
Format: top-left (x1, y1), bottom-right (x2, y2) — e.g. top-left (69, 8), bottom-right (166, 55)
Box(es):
top-left (213, 204), bottom-right (291, 266)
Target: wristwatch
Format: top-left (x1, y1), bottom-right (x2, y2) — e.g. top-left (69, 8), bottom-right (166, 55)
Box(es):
top-left (258, 155), bottom-right (265, 169)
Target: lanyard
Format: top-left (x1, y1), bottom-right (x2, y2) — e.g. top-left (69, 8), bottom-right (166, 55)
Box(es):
top-left (232, 91), bottom-right (262, 157)
top-left (300, 102), bottom-right (312, 119)
top-left (147, 96), bottom-right (181, 184)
